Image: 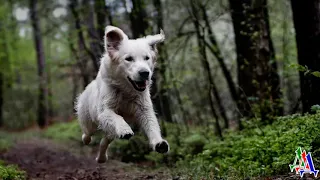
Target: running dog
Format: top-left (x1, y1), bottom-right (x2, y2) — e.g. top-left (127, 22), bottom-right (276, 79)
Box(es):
top-left (75, 26), bottom-right (169, 163)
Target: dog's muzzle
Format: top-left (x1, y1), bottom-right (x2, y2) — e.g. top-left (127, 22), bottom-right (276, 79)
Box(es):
top-left (139, 70), bottom-right (149, 81)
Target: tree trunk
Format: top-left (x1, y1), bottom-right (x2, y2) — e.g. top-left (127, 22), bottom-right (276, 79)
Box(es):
top-left (30, 0), bottom-right (47, 128)
top-left (47, 63), bottom-right (54, 118)
top-left (229, 0), bottom-right (282, 121)
top-left (84, 0), bottom-right (102, 67)
top-left (191, 0), bottom-right (223, 138)
top-left (153, 0), bottom-right (173, 123)
top-left (129, 0), bottom-right (149, 38)
top-left (265, 1), bottom-right (283, 117)
top-left (44, 21), bottom-right (54, 119)
top-left (281, 5), bottom-right (297, 114)
top-left (200, 4), bottom-right (235, 128)
top-left (291, 0), bottom-right (320, 113)
top-left (95, 0), bottom-right (108, 53)
top-left (69, 0), bottom-right (99, 74)
top-left (68, 31), bottom-right (90, 89)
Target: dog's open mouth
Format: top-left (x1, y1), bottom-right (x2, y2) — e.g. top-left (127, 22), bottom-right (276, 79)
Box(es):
top-left (128, 77), bottom-right (147, 91)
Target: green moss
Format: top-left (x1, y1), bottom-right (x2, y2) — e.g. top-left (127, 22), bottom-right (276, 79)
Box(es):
top-left (0, 162), bottom-right (26, 180)
top-left (109, 134), bottom-right (151, 162)
top-left (42, 121), bottom-right (81, 142)
top-left (175, 112), bottom-right (320, 179)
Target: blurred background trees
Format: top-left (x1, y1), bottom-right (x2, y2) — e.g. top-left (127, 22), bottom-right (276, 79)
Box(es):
top-left (2, 0), bottom-right (320, 179)
top-left (0, 0), bottom-right (319, 135)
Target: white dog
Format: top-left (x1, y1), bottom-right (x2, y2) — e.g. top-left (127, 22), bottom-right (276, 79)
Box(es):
top-left (75, 26), bottom-right (170, 163)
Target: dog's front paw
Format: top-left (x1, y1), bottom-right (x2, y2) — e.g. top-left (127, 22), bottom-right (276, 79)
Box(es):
top-left (117, 126), bottom-right (134, 140)
top-left (154, 140), bottom-right (170, 154)
top-left (96, 155), bottom-right (108, 163)
top-left (119, 132), bottom-right (134, 140)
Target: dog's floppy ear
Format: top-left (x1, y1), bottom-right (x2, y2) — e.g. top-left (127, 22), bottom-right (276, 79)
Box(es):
top-left (104, 26), bottom-right (128, 58)
top-left (145, 29), bottom-right (165, 51)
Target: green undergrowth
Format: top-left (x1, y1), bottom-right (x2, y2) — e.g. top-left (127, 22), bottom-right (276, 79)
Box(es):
top-left (174, 113), bottom-right (320, 179)
top-left (0, 161), bottom-right (26, 180)
top-left (42, 121), bottom-right (81, 142)
top-left (40, 112), bottom-right (320, 179)
top-left (0, 133), bottom-right (13, 152)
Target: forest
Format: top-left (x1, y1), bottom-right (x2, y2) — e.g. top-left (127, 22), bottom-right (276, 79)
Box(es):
top-left (0, 0), bottom-right (320, 179)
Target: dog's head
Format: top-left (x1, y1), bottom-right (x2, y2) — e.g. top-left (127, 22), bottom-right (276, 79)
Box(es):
top-left (104, 26), bottom-right (165, 92)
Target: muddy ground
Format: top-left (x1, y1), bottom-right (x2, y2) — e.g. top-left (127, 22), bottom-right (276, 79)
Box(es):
top-left (0, 139), bottom-right (172, 180)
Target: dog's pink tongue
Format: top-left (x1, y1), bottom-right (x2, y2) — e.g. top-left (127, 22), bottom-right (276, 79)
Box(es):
top-left (138, 80), bottom-right (147, 88)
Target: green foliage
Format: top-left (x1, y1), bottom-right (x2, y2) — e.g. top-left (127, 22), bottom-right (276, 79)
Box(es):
top-left (42, 120), bottom-right (105, 146)
top-left (0, 161), bottom-right (26, 180)
top-left (174, 113), bottom-right (320, 179)
top-left (289, 63), bottom-right (307, 72)
top-left (0, 132), bottom-right (14, 151)
top-left (183, 133), bottom-right (207, 155)
top-left (289, 63), bottom-right (320, 78)
top-left (0, 139), bottom-right (12, 152)
top-left (142, 123), bottom-right (215, 167)
top-left (109, 134), bottom-right (151, 163)
top-left (312, 71), bottom-right (320, 78)
top-left (311, 105), bottom-right (320, 113)
top-left (42, 121), bottom-right (81, 142)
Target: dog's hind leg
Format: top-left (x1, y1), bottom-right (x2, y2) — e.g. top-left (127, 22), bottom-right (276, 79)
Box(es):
top-left (78, 116), bottom-right (96, 145)
top-left (77, 105), bottom-right (97, 145)
top-left (81, 133), bottom-right (92, 145)
top-left (96, 137), bottom-right (113, 163)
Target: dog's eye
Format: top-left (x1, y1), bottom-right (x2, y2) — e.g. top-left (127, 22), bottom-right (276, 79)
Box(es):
top-left (144, 56), bottom-right (150, 61)
top-left (125, 56), bottom-right (133, 61)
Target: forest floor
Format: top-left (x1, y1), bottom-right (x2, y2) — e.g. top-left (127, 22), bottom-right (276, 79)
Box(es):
top-left (0, 137), bottom-right (172, 180)
top-left (0, 137), bottom-right (308, 180)
top-left (0, 117), bottom-right (316, 180)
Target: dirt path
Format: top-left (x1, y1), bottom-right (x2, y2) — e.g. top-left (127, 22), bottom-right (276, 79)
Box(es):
top-left (0, 139), bottom-right (172, 180)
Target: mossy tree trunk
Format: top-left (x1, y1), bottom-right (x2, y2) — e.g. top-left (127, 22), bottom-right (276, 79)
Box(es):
top-left (229, 0), bottom-right (282, 121)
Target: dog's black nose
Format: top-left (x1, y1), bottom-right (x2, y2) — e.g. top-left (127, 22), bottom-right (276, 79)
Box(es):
top-left (139, 70), bottom-right (150, 80)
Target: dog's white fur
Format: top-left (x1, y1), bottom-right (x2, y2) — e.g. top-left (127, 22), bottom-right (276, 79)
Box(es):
top-left (75, 26), bottom-right (169, 163)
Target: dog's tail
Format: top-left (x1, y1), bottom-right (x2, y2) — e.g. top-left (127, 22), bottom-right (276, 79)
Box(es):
top-left (73, 93), bottom-right (82, 116)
